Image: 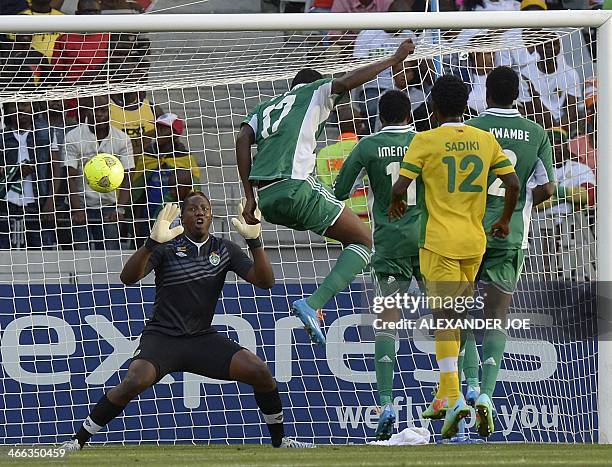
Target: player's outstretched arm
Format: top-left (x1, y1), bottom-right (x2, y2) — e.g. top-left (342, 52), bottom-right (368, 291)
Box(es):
top-left (231, 199), bottom-right (275, 289)
top-left (532, 182), bottom-right (555, 206)
top-left (331, 39), bottom-right (416, 95)
top-left (491, 172), bottom-right (520, 238)
top-left (235, 124), bottom-right (260, 225)
top-left (120, 203), bottom-right (184, 285)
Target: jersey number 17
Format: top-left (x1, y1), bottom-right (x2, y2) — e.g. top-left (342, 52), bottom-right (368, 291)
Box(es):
top-left (386, 161), bottom-right (417, 205)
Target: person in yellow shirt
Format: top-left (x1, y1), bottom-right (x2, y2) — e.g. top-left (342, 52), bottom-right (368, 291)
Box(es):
top-left (19, 1), bottom-right (65, 60)
top-left (110, 91), bottom-right (163, 160)
top-left (389, 75), bottom-right (519, 439)
top-left (316, 104), bottom-right (369, 233)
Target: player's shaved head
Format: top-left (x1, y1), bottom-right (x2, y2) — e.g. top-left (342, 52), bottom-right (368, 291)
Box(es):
top-left (379, 90), bottom-right (411, 125)
top-left (486, 66), bottom-right (519, 107)
top-left (431, 74), bottom-right (469, 119)
top-left (291, 68), bottom-right (323, 88)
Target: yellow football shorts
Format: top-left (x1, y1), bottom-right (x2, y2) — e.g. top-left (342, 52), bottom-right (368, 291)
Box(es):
top-left (419, 248), bottom-right (482, 299)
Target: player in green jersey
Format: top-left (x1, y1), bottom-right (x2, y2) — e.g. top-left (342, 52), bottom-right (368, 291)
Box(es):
top-left (334, 90), bottom-right (420, 440)
top-left (236, 39), bottom-right (416, 347)
top-left (463, 66), bottom-right (556, 437)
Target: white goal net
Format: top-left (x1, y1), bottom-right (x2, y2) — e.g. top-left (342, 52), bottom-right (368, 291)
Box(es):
top-left (0, 13), bottom-right (605, 444)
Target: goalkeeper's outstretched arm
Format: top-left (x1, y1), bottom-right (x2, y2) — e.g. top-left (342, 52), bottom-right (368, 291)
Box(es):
top-left (120, 203), bottom-right (184, 285)
top-left (231, 199), bottom-right (275, 289)
top-left (331, 39), bottom-right (416, 95)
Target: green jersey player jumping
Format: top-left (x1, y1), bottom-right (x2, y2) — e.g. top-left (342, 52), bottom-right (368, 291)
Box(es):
top-left (333, 90), bottom-right (421, 440)
top-left (236, 39), bottom-right (416, 347)
top-left (463, 66), bottom-right (556, 437)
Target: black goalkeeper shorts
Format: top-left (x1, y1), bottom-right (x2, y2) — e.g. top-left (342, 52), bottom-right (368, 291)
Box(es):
top-left (132, 330), bottom-right (244, 381)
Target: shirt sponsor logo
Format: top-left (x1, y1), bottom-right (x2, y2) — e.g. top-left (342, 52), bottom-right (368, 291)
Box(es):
top-left (209, 252), bottom-right (220, 266)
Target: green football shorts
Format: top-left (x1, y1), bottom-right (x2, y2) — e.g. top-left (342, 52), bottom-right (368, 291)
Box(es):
top-left (257, 176), bottom-right (344, 236)
top-left (371, 254), bottom-right (421, 298)
top-left (478, 248), bottom-right (526, 294)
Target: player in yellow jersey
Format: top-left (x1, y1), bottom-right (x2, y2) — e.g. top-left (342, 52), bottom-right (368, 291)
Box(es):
top-left (389, 75), bottom-right (519, 439)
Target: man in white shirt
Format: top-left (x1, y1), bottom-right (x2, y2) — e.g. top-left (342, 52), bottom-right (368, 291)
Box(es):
top-left (64, 95), bottom-right (134, 250)
top-left (0, 101), bottom-right (53, 249)
top-left (520, 36), bottom-right (581, 128)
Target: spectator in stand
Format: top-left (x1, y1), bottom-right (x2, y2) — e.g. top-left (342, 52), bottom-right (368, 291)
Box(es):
top-left (316, 104), bottom-right (369, 230)
top-left (520, 35), bottom-right (581, 130)
top-left (496, 1), bottom-right (547, 72)
top-left (352, 0), bottom-right (417, 133)
top-left (64, 95), bottom-right (134, 250)
top-left (52, 0), bottom-right (109, 122)
top-left (17, 1), bottom-right (65, 61)
top-left (466, 48), bottom-right (496, 117)
top-left (41, 100), bottom-right (70, 245)
top-left (309, 0), bottom-right (334, 12)
top-left (52, 0), bottom-right (108, 85)
top-left (0, 102), bottom-right (54, 249)
top-left (109, 91), bottom-right (162, 160)
top-left (108, 32), bottom-right (151, 85)
top-left (0, 34), bottom-right (51, 90)
top-left (567, 78), bottom-right (596, 172)
top-left (392, 59), bottom-right (433, 131)
top-left (329, 0), bottom-right (394, 42)
top-left (533, 128), bottom-right (595, 276)
top-left (131, 113), bottom-right (200, 246)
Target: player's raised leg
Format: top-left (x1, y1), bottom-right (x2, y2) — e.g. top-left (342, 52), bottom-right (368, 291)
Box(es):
top-left (228, 349), bottom-right (315, 448)
top-left (292, 205), bottom-right (372, 346)
top-left (62, 359), bottom-right (158, 451)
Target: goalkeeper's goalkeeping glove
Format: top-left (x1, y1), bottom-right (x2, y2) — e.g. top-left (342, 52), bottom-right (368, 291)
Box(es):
top-left (145, 203), bottom-right (184, 250)
top-left (231, 199), bottom-right (263, 249)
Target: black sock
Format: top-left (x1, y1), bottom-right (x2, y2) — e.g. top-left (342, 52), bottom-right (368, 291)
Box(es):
top-left (74, 394), bottom-right (125, 447)
top-left (254, 387), bottom-right (285, 447)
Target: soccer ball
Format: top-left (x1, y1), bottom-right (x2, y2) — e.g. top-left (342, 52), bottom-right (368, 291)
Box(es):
top-left (84, 153), bottom-right (125, 193)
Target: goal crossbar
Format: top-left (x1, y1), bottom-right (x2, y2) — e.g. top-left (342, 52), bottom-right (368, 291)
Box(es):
top-left (0, 11), bottom-right (610, 33)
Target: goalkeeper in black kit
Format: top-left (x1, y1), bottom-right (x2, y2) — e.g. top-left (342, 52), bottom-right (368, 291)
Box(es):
top-left (61, 191), bottom-right (315, 450)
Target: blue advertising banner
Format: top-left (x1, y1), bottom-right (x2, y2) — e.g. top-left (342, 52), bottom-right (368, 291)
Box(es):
top-left (0, 284), bottom-right (597, 444)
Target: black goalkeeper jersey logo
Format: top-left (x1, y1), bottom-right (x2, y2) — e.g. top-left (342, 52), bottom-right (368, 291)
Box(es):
top-left (209, 252), bottom-right (220, 266)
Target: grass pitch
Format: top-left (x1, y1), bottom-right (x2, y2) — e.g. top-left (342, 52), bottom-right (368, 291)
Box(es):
top-left (2, 444), bottom-right (612, 466)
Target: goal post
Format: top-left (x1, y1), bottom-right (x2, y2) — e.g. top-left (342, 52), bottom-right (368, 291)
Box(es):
top-left (0, 10), bottom-right (610, 445)
top-left (596, 13), bottom-right (612, 445)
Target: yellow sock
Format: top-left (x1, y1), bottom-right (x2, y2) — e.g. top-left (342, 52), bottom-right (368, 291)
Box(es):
top-left (435, 329), bottom-right (460, 405)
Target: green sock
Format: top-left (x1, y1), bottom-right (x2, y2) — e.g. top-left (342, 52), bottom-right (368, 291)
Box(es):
top-left (307, 244), bottom-right (371, 310)
top-left (462, 331), bottom-right (479, 388)
top-left (458, 330), bottom-right (478, 388)
top-left (375, 331), bottom-right (396, 406)
top-left (481, 329), bottom-right (507, 397)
